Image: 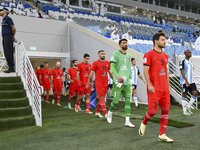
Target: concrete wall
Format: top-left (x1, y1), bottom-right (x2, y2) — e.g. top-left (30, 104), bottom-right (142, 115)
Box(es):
top-left (69, 22), bottom-right (147, 104)
top-left (0, 15), bottom-right (69, 53)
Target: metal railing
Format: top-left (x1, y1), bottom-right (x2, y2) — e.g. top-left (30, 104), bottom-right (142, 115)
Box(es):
top-left (169, 59), bottom-right (198, 109)
top-left (15, 42), bottom-right (43, 126)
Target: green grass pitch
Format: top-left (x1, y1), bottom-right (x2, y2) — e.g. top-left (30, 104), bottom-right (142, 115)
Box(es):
top-left (0, 95), bottom-right (200, 150)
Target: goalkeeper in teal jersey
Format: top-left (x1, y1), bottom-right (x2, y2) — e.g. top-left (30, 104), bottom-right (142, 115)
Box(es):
top-left (107, 39), bottom-right (135, 128)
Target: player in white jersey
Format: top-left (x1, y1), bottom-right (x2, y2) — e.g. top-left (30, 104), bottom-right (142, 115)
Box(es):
top-left (180, 50), bottom-right (198, 115)
top-left (130, 58), bottom-right (146, 108)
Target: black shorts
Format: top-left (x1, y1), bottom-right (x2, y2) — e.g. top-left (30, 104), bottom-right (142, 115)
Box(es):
top-left (131, 84), bottom-right (137, 90)
top-left (181, 83), bottom-right (197, 93)
top-left (107, 84), bottom-right (113, 90)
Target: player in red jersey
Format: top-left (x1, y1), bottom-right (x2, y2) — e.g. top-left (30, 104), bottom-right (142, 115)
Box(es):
top-left (75, 53), bottom-right (93, 114)
top-left (139, 32), bottom-right (174, 143)
top-left (86, 50), bottom-right (113, 118)
top-left (35, 65), bottom-right (41, 84)
top-left (51, 61), bottom-right (64, 106)
top-left (39, 62), bottom-right (51, 103)
top-left (67, 59), bottom-right (79, 109)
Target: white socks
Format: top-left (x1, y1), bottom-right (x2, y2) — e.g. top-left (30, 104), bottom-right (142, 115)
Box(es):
top-left (188, 96), bottom-right (196, 108)
top-left (181, 97), bottom-right (187, 112)
top-left (133, 95), bottom-right (138, 107)
top-left (126, 117), bottom-right (130, 122)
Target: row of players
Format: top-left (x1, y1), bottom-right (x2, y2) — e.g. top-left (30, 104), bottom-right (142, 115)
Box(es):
top-left (35, 33), bottom-right (197, 143)
top-left (34, 52), bottom-right (145, 113)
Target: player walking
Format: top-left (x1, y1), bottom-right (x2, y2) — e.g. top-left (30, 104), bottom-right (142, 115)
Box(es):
top-left (86, 50), bottom-right (113, 118)
top-left (130, 58), bottom-right (146, 108)
top-left (107, 39), bottom-right (135, 128)
top-left (67, 60), bottom-right (79, 109)
top-left (39, 62), bottom-right (51, 103)
top-left (51, 61), bottom-right (64, 106)
top-left (139, 32), bottom-right (174, 143)
top-left (180, 49), bottom-right (198, 115)
top-left (75, 53), bottom-right (93, 114)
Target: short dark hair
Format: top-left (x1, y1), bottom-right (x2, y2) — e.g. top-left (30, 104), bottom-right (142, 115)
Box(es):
top-left (83, 53), bottom-right (90, 58)
top-left (153, 32), bottom-right (165, 45)
top-left (44, 62), bottom-right (48, 64)
top-left (119, 38), bottom-right (127, 45)
top-left (72, 59), bottom-right (77, 63)
top-left (98, 50), bottom-right (104, 54)
top-left (131, 58), bottom-right (135, 62)
top-left (40, 64), bottom-right (44, 68)
top-left (63, 68), bottom-right (66, 71)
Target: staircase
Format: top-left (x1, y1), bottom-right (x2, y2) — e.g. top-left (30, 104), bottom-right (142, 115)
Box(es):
top-left (0, 76), bottom-right (35, 131)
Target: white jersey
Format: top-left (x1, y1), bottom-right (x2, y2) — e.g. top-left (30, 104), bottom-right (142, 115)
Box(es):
top-left (130, 65), bottom-right (140, 85)
top-left (180, 59), bottom-right (194, 85)
top-left (108, 73), bottom-right (113, 84)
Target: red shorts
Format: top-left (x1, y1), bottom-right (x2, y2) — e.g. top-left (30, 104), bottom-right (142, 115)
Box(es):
top-left (53, 85), bottom-right (62, 93)
top-left (78, 85), bottom-right (91, 96)
top-left (96, 86), bottom-right (107, 99)
top-left (69, 86), bottom-right (79, 97)
top-left (42, 83), bottom-right (51, 91)
top-left (147, 91), bottom-right (170, 110)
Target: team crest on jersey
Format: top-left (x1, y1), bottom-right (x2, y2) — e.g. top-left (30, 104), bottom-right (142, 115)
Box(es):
top-left (121, 65), bottom-right (128, 70)
top-left (128, 58), bottom-right (130, 60)
top-left (144, 58), bottom-right (147, 63)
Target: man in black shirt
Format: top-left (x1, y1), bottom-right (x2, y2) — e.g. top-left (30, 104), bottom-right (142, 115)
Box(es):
top-left (0, 8), bottom-right (17, 73)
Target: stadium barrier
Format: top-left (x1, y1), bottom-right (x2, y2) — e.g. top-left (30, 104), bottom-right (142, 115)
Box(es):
top-left (16, 42), bottom-right (43, 126)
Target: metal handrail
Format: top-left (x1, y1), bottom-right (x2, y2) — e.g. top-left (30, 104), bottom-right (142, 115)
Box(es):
top-left (168, 59), bottom-right (198, 109)
top-left (15, 42), bottom-right (43, 126)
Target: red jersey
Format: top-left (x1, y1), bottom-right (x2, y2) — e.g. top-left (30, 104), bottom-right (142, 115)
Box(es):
top-left (67, 67), bottom-right (78, 87)
top-left (35, 69), bottom-right (41, 83)
top-left (52, 68), bottom-right (63, 86)
top-left (91, 60), bottom-right (110, 87)
top-left (77, 62), bottom-right (92, 86)
top-left (40, 68), bottom-right (51, 84)
top-left (143, 49), bottom-right (169, 92)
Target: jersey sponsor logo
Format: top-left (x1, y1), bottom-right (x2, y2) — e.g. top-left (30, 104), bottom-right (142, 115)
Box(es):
top-left (84, 73), bottom-right (89, 77)
top-left (45, 75), bottom-right (48, 78)
top-left (57, 76), bottom-right (61, 79)
top-left (121, 65), bottom-right (128, 70)
top-left (159, 68), bottom-right (166, 76)
top-left (102, 72), bottom-right (108, 76)
top-left (144, 58), bottom-right (147, 63)
top-left (111, 56), bottom-right (114, 61)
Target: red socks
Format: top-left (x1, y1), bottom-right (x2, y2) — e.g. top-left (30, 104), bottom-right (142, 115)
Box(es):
top-left (53, 92), bottom-right (56, 100)
top-left (96, 99), bottom-right (107, 115)
top-left (46, 96), bottom-right (49, 101)
top-left (57, 93), bottom-right (61, 104)
top-left (159, 106), bottom-right (169, 136)
top-left (86, 102), bottom-right (90, 110)
top-left (96, 100), bottom-right (101, 113)
top-left (68, 96), bottom-right (72, 103)
top-left (76, 101), bottom-right (81, 106)
top-left (142, 109), bottom-right (158, 125)
top-left (99, 100), bottom-right (107, 115)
